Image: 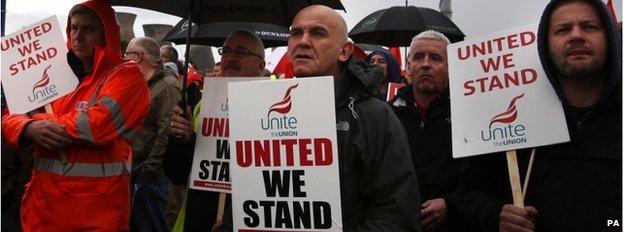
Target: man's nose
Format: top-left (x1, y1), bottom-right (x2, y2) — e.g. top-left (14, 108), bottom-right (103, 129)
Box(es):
top-left (296, 33), bottom-right (312, 48)
top-left (73, 29), bottom-right (85, 42)
top-left (568, 26), bottom-right (586, 45)
top-left (420, 57), bottom-right (432, 69)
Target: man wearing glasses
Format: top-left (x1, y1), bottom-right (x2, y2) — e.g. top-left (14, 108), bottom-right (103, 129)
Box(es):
top-left (164, 30), bottom-right (266, 232)
top-left (125, 37), bottom-right (182, 232)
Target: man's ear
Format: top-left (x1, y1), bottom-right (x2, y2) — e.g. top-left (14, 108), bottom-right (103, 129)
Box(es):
top-left (338, 41), bottom-right (354, 62)
top-left (258, 60), bottom-right (266, 74)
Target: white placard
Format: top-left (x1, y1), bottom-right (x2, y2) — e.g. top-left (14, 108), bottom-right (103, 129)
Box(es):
top-left (448, 23), bottom-right (570, 158)
top-left (189, 77), bottom-right (264, 192)
top-left (229, 77), bottom-right (343, 231)
top-left (1, 15), bottom-right (78, 114)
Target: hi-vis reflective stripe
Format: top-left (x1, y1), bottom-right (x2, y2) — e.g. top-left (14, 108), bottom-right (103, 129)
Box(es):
top-left (75, 96), bottom-right (138, 142)
top-left (34, 157), bottom-right (130, 177)
top-left (100, 97), bottom-right (137, 141)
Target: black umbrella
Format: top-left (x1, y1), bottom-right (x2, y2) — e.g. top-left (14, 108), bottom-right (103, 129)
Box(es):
top-left (109, 0), bottom-right (345, 27)
top-left (109, 0), bottom-right (345, 107)
top-left (355, 43), bottom-right (386, 52)
top-left (349, 6), bottom-right (465, 46)
top-left (163, 20), bottom-right (289, 47)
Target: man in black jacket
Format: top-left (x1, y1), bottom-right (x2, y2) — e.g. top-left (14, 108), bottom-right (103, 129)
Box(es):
top-left (165, 30), bottom-right (266, 232)
top-left (215, 6), bottom-right (420, 232)
top-left (458, 0), bottom-right (621, 231)
top-left (389, 30), bottom-right (467, 232)
top-left (287, 5), bottom-right (421, 231)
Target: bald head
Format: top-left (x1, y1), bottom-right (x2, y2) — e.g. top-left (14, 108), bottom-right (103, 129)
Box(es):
top-left (287, 5), bottom-right (353, 78)
top-left (127, 37), bottom-right (161, 67)
top-left (297, 5), bottom-right (348, 42)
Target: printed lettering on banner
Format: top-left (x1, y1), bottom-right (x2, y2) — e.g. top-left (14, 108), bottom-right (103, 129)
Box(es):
top-left (1, 15), bottom-right (78, 114)
top-left (448, 23), bottom-right (570, 158)
top-left (228, 77), bottom-right (343, 231)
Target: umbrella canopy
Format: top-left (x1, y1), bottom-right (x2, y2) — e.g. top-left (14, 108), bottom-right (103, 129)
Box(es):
top-left (109, 0), bottom-right (345, 27)
top-left (349, 6), bottom-right (465, 46)
top-left (354, 43), bottom-right (386, 52)
top-left (163, 20), bottom-right (289, 47)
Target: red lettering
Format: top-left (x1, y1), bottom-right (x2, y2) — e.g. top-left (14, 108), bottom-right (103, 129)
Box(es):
top-left (479, 56), bottom-right (501, 73)
top-left (282, 139), bottom-right (297, 166)
top-left (462, 68), bottom-right (539, 96)
top-left (235, 138), bottom-right (334, 167)
top-left (506, 34), bottom-right (519, 49)
top-left (489, 75), bottom-right (504, 91)
top-left (457, 46), bottom-right (470, 60)
top-left (520, 31), bottom-right (536, 46)
top-left (236, 141), bottom-right (252, 167)
top-left (253, 140), bottom-right (271, 167)
top-left (492, 37), bottom-right (506, 52)
top-left (476, 77), bottom-right (488, 93)
top-left (202, 118), bottom-right (213, 136)
top-left (9, 64), bottom-right (19, 76)
top-left (502, 53), bottom-right (515, 69)
top-left (464, 81), bottom-right (475, 96)
top-left (201, 117), bottom-right (229, 137)
top-left (41, 22), bottom-right (52, 34)
top-left (299, 139), bottom-right (312, 166)
top-left (17, 43), bottom-right (34, 56)
top-left (314, 138), bottom-right (333, 166)
top-left (522, 68), bottom-right (537, 84)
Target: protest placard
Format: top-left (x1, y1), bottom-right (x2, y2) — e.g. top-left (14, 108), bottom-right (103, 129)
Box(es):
top-left (1, 15), bottom-right (78, 114)
top-left (228, 77), bottom-right (342, 231)
top-left (448, 23), bottom-right (570, 159)
top-left (386, 82), bottom-right (406, 101)
top-left (189, 77), bottom-right (264, 193)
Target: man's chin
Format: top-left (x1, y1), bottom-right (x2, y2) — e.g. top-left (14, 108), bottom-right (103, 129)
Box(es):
top-left (222, 70), bottom-right (242, 77)
top-left (293, 67), bottom-right (318, 78)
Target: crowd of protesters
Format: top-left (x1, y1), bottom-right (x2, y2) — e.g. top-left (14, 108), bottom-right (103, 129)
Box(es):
top-left (1, 0), bottom-right (621, 231)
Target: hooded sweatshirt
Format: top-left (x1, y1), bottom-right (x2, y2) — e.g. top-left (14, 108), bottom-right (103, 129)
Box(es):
top-left (458, 0), bottom-right (621, 231)
top-left (1, 0), bottom-right (150, 231)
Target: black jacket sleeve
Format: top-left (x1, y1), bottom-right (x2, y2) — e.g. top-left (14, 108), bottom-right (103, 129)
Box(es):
top-left (355, 102), bottom-right (421, 232)
top-left (163, 134), bottom-right (196, 186)
top-left (456, 153), bottom-right (509, 232)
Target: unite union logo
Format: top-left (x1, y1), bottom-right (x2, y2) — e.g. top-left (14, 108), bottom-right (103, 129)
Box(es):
top-left (260, 83), bottom-right (299, 137)
top-left (489, 93), bottom-right (524, 128)
top-left (481, 93), bottom-right (528, 147)
top-left (28, 65), bottom-right (58, 103)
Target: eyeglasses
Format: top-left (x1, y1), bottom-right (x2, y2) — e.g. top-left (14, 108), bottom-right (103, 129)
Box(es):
top-left (218, 47), bottom-right (262, 59)
top-left (124, 50), bottom-right (141, 58)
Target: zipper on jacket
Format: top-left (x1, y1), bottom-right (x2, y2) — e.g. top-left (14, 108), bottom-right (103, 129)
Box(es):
top-left (419, 121), bottom-right (424, 128)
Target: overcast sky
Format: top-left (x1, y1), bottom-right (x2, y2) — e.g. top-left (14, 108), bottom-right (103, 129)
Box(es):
top-left (3, 0), bottom-right (622, 64)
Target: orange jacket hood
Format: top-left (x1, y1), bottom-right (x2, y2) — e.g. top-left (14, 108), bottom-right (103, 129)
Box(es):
top-left (66, 0), bottom-right (123, 76)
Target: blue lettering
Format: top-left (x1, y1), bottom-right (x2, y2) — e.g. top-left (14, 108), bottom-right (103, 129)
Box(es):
top-left (260, 116), bottom-right (299, 131)
top-left (481, 124), bottom-right (527, 142)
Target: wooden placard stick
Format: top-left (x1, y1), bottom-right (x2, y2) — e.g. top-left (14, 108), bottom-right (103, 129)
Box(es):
top-left (522, 148), bottom-right (536, 201)
top-left (506, 150), bottom-right (524, 207)
top-left (44, 104), bottom-right (68, 163)
top-left (216, 192), bottom-right (227, 221)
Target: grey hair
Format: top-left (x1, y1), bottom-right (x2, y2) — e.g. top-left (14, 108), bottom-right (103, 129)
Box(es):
top-left (412, 30), bottom-right (451, 46)
top-left (408, 30), bottom-right (451, 59)
top-left (225, 30), bottom-right (266, 59)
top-left (130, 37), bottom-right (161, 66)
top-left (160, 45), bottom-right (179, 61)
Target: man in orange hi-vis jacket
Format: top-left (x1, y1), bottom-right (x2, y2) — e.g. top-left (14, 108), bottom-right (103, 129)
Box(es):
top-left (1, 0), bottom-right (150, 231)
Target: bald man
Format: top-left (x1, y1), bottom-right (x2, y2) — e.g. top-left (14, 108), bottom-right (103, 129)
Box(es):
top-left (287, 5), bottom-right (421, 232)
